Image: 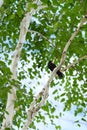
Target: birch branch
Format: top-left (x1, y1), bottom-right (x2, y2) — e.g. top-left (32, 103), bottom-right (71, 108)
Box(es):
top-left (22, 15), bottom-right (87, 130)
top-left (61, 55), bottom-right (87, 72)
top-left (1, 1), bottom-right (46, 130)
top-left (59, 15), bottom-right (87, 66)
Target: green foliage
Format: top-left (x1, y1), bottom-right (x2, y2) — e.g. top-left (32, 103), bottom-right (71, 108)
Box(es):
top-left (0, 0), bottom-right (87, 129)
top-left (0, 61), bottom-right (12, 99)
top-left (27, 2), bottom-right (38, 12)
top-left (0, 61), bottom-right (21, 125)
top-left (13, 87), bottom-right (34, 128)
top-left (5, 128), bottom-right (10, 130)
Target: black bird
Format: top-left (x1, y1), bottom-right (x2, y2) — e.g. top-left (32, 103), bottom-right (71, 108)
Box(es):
top-left (48, 61), bottom-right (64, 79)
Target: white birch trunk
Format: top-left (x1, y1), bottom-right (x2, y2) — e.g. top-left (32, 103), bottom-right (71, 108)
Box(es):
top-left (1, 1), bottom-right (46, 129)
top-left (1, 8), bottom-right (35, 130)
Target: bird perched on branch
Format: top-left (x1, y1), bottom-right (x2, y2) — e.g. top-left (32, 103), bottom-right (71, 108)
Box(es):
top-left (48, 61), bottom-right (64, 79)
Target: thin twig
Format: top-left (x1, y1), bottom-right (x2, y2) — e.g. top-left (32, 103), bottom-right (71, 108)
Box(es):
top-left (28, 29), bottom-right (51, 43)
top-left (61, 55), bottom-right (87, 72)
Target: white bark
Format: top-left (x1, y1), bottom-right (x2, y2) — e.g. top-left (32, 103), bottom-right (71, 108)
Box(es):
top-left (0, 0), bottom-right (3, 7)
top-left (1, 1), bottom-right (46, 129)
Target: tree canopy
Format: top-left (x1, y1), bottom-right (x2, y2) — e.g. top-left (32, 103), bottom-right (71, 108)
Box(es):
top-left (0, 0), bottom-right (87, 130)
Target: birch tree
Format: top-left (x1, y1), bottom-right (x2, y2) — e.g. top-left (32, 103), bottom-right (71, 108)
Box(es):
top-left (0, 0), bottom-right (87, 130)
